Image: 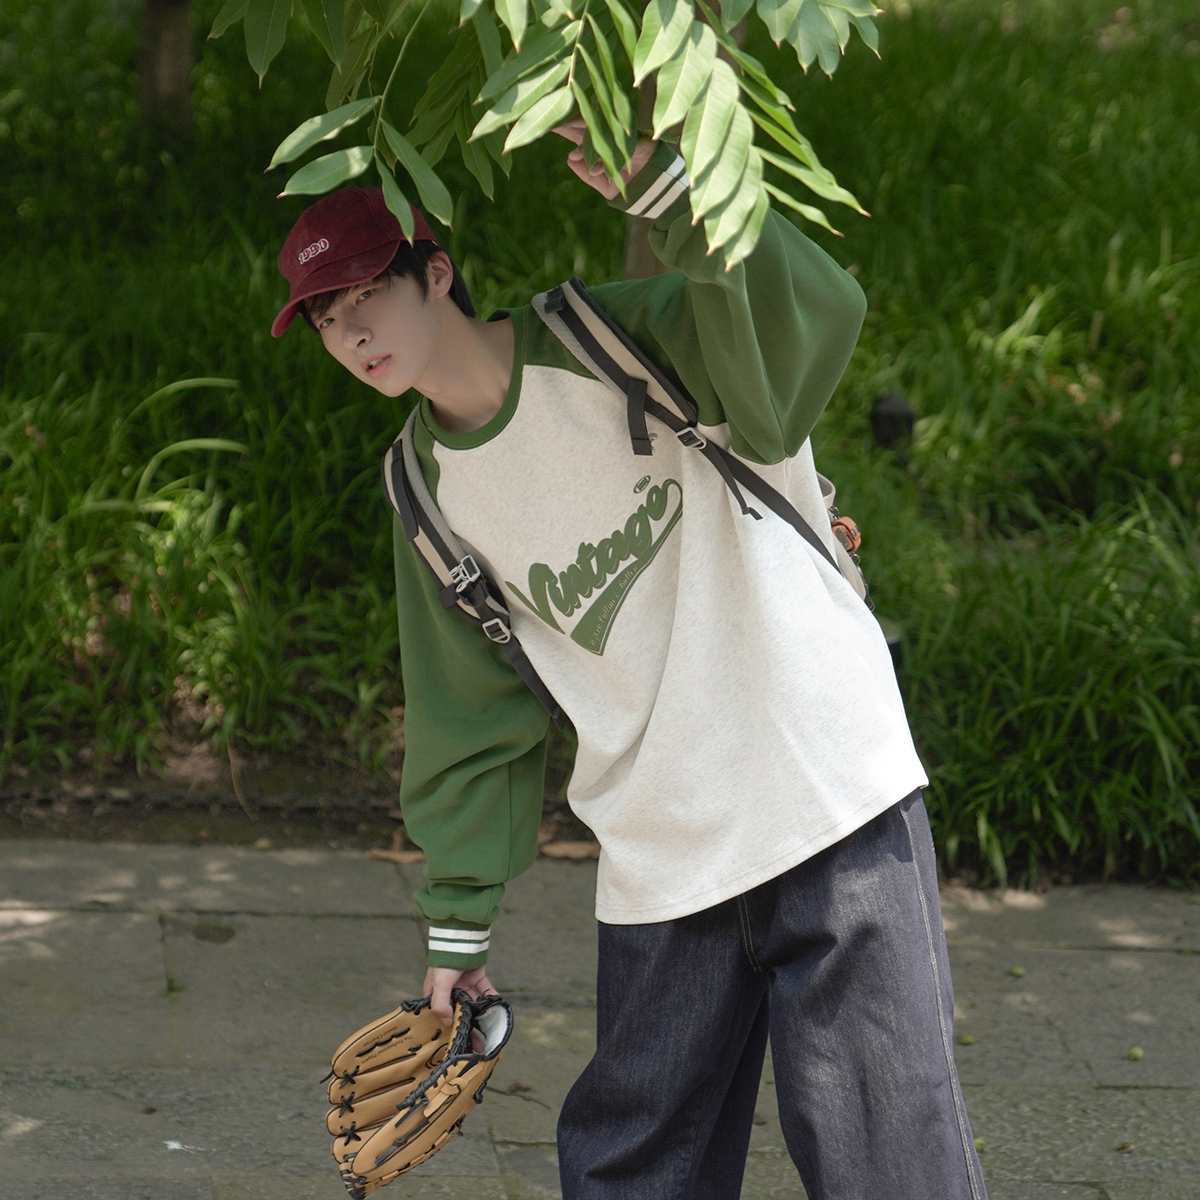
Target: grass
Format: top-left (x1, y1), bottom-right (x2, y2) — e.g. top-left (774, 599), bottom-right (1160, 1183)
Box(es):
top-left (1, 0), bottom-right (1198, 883)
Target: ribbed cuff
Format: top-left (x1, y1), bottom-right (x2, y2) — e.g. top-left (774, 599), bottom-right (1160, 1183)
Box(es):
top-left (610, 142), bottom-right (691, 226)
top-left (426, 924), bottom-right (490, 969)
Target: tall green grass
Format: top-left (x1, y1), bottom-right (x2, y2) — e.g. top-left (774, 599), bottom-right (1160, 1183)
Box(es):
top-left (1, 0), bottom-right (1198, 881)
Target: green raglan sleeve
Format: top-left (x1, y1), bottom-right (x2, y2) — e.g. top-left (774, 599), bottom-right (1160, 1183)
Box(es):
top-left (595, 142), bottom-right (867, 464)
top-left (392, 486), bottom-right (549, 969)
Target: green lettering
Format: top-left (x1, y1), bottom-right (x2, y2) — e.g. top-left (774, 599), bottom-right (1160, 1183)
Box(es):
top-left (576, 543), bottom-right (603, 591)
top-left (557, 562), bottom-right (592, 616)
top-left (596, 533), bottom-right (623, 576)
top-left (645, 483), bottom-right (668, 521)
top-left (625, 507), bottom-right (651, 558)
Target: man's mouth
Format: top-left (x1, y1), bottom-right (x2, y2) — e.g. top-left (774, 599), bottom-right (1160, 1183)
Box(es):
top-left (364, 355), bottom-right (390, 377)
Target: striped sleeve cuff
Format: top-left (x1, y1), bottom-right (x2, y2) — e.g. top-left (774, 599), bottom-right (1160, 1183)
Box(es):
top-left (427, 924), bottom-right (491, 968)
top-left (611, 142), bottom-right (691, 226)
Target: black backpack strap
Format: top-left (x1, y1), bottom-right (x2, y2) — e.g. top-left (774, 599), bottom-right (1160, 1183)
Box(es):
top-left (532, 279), bottom-right (843, 577)
top-left (381, 412), bottom-right (566, 730)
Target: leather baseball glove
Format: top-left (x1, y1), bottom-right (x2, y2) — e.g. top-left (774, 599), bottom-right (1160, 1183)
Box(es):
top-left (325, 990), bottom-right (513, 1198)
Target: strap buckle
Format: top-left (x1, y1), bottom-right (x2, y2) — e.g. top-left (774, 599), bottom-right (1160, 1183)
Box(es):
top-left (481, 617), bottom-right (512, 644)
top-left (450, 554), bottom-right (482, 593)
top-left (677, 428), bottom-right (707, 451)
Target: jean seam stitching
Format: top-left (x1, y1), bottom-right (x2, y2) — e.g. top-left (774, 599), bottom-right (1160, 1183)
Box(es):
top-left (902, 802), bottom-right (987, 1200)
top-left (735, 895), bottom-right (763, 973)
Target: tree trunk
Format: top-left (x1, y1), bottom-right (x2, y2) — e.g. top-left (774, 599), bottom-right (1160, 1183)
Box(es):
top-left (138, 0), bottom-right (193, 137)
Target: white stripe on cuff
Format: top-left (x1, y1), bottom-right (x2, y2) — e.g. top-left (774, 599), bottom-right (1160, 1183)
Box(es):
top-left (428, 926), bottom-right (489, 943)
top-left (429, 938), bottom-right (490, 955)
top-left (642, 176), bottom-right (690, 221)
top-left (626, 155), bottom-right (689, 217)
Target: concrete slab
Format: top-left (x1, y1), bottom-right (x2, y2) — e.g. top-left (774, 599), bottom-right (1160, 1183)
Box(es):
top-left (210, 1178), bottom-right (351, 1200)
top-left (949, 947), bottom-right (1200, 1088)
top-left (963, 1085), bottom-right (1200, 1185)
top-left (0, 910), bottom-right (172, 1066)
top-left (982, 1187), bottom-right (1105, 1199)
top-left (484, 1008), bottom-right (595, 1146)
top-left (0, 841), bottom-right (412, 918)
top-left (2, 1182), bottom-right (214, 1200)
top-left (740, 1152), bottom-right (807, 1199)
top-left (940, 886), bottom-right (1200, 953)
top-left (1101, 1183), bottom-right (1200, 1200)
top-left (158, 914), bottom-right (426, 1066)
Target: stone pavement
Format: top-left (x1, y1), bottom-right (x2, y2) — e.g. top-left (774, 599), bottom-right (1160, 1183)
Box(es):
top-left (0, 839), bottom-right (1197, 1200)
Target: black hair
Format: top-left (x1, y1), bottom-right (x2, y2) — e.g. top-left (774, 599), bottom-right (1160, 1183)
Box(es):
top-left (302, 240), bottom-right (475, 328)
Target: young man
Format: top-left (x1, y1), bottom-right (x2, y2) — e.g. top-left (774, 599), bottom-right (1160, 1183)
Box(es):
top-left (272, 125), bottom-right (987, 1200)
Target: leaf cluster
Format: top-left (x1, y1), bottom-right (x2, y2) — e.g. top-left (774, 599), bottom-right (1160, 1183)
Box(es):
top-left (210, 0), bottom-right (880, 263)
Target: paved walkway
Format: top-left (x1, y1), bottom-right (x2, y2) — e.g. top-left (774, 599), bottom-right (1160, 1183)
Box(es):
top-left (1, 840), bottom-right (1197, 1200)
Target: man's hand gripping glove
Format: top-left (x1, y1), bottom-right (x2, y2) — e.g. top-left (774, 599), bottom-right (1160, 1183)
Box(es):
top-left (324, 990), bottom-right (513, 1198)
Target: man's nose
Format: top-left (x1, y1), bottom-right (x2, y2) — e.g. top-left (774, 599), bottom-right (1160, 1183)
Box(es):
top-left (343, 322), bottom-right (369, 349)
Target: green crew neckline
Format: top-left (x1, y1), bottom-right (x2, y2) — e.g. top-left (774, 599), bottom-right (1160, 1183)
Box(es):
top-left (419, 308), bottom-right (526, 449)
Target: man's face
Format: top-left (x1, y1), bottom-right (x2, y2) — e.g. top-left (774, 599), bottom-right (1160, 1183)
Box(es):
top-left (312, 271), bottom-right (439, 397)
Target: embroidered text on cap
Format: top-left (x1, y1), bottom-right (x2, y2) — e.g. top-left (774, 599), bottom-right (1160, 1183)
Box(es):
top-left (298, 238), bottom-right (330, 265)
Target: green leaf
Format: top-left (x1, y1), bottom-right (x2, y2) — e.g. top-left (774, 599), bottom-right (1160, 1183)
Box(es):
top-left (651, 22), bottom-right (715, 137)
top-left (268, 97), bottom-right (378, 168)
top-left (423, 120), bottom-right (457, 166)
top-left (412, 28), bottom-right (481, 120)
top-left (689, 102), bottom-right (751, 220)
top-left (478, 20), bottom-right (580, 103)
top-left (679, 58), bottom-right (738, 181)
top-left (722, 185), bottom-right (770, 267)
top-left (764, 181), bottom-right (837, 231)
top-left (297, 0), bottom-right (345, 61)
top-left (703, 147), bottom-right (762, 249)
top-left (504, 85), bottom-right (574, 150)
top-left (758, 146), bottom-right (865, 212)
top-left (480, 128), bottom-right (513, 173)
top-left (210, 0), bottom-right (248, 39)
top-left (633, 0), bottom-right (692, 85)
top-left (790, 0), bottom-right (842, 74)
top-left (377, 160), bottom-right (417, 238)
top-left (382, 121), bottom-right (455, 224)
top-left (580, 46), bottom-right (634, 165)
top-left (456, 107), bottom-right (495, 197)
top-left (747, 106), bottom-right (820, 170)
top-left (279, 145), bottom-right (374, 194)
top-left (721, 41), bottom-right (792, 105)
top-left (460, 0), bottom-right (483, 20)
top-left (472, 59), bottom-right (570, 138)
top-left (571, 79), bottom-right (622, 186)
top-left (245, 0), bottom-right (291, 84)
top-left (495, 0), bottom-right (529, 48)
top-left (586, 18), bottom-right (635, 133)
top-left (359, 0), bottom-right (389, 23)
top-left (756, 0), bottom-right (804, 46)
top-left (473, 7), bottom-right (504, 73)
top-left (325, 26), bottom-right (375, 107)
top-left (715, 0), bottom-right (755, 30)
top-left (603, 0), bottom-right (638, 61)
top-left (848, 10), bottom-right (879, 53)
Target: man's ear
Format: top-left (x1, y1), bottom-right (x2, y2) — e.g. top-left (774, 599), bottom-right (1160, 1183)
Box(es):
top-left (425, 251), bottom-right (455, 302)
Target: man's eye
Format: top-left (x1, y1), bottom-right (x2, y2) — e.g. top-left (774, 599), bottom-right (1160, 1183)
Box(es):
top-left (358, 288), bottom-right (375, 301)
top-left (318, 317), bottom-right (333, 330)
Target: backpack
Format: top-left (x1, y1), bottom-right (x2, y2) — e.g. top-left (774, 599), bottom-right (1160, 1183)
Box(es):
top-left (381, 277), bottom-right (869, 732)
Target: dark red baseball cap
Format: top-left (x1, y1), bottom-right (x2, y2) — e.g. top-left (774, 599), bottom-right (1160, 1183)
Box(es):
top-left (271, 187), bottom-right (437, 337)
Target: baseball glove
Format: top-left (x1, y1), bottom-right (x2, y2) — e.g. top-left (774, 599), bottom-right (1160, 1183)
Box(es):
top-left (325, 990), bottom-right (513, 1198)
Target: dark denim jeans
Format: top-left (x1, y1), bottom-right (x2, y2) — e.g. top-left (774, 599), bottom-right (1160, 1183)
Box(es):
top-left (557, 792), bottom-right (987, 1200)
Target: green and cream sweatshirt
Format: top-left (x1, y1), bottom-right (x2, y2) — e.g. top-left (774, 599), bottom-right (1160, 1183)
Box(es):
top-left (393, 144), bottom-right (928, 968)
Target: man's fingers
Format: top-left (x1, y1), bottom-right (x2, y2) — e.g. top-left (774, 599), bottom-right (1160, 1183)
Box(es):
top-left (552, 118), bottom-right (586, 144)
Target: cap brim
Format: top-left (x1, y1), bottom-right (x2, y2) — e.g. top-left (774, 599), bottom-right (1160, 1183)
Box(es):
top-left (270, 240), bottom-right (400, 337)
